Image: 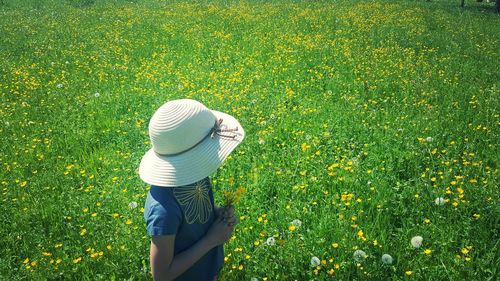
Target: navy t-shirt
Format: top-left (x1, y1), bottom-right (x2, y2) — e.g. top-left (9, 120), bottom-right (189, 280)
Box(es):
top-left (144, 177), bottom-right (224, 281)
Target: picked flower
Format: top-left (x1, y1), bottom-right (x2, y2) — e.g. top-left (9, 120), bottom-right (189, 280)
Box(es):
top-left (353, 250), bottom-right (367, 262)
top-left (223, 186), bottom-right (245, 206)
top-left (411, 236), bottom-right (423, 248)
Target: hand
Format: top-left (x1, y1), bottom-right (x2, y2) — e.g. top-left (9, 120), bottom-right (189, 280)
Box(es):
top-left (216, 205), bottom-right (237, 227)
top-left (204, 216), bottom-right (234, 248)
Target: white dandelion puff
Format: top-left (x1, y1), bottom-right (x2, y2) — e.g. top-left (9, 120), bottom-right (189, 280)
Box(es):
top-left (381, 254), bottom-right (393, 264)
top-left (353, 250), bottom-right (367, 262)
top-left (411, 236), bottom-right (423, 248)
top-left (291, 219), bottom-right (302, 228)
top-left (266, 237), bottom-right (276, 246)
top-left (425, 137), bottom-right (433, 142)
top-left (128, 201), bottom-right (138, 210)
top-left (94, 92), bottom-right (100, 97)
top-left (434, 197), bottom-right (445, 206)
top-left (56, 83), bottom-right (63, 89)
top-left (310, 256), bottom-right (320, 267)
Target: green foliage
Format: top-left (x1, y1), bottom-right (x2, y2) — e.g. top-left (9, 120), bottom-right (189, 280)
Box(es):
top-left (0, 0), bottom-right (498, 280)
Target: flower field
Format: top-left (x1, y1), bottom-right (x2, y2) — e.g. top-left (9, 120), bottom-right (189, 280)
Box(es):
top-left (0, 0), bottom-right (498, 280)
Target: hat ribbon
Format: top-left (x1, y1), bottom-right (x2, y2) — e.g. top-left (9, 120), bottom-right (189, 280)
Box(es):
top-left (158, 118), bottom-right (238, 157)
top-left (210, 118), bottom-right (238, 139)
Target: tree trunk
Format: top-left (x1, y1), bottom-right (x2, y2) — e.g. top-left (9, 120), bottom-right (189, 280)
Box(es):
top-left (496, 0), bottom-right (500, 13)
top-left (461, 0), bottom-right (465, 7)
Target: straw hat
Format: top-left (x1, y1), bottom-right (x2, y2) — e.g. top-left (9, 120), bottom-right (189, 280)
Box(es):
top-left (139, 99), bottom-right (245, 187)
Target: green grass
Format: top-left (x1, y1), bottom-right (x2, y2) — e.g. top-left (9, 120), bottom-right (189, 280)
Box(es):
top-left (0, 0), bottom-right (499, 280)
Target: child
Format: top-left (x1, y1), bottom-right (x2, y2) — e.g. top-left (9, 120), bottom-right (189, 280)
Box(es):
top-left (139, 99), bottom-right (245, 281)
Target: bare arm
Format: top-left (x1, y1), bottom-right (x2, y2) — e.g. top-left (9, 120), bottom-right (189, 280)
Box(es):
top-left (150, 215), bottom-right (236, 281)
top-left (150, 234), bottom-right (214, 281)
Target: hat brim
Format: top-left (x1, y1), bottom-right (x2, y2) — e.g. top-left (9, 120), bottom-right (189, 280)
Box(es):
top-left (139, 110), bottom-right (245, 187)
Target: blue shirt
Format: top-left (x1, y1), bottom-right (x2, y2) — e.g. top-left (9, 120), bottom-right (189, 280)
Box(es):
top-left (144, 177), bottom-right (224, 281)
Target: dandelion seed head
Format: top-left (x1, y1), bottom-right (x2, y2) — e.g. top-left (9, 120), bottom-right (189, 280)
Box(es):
top-left (411, 236), bottom-right (423, 248)
top-left (94, 92), bottom-right (100, 97)
top-left (381, 254), bottom-right (393, 264)
top-left (128, 201), bottom-right (138, 209)
top-left (425, 137), bottom-right (433, 142)
top-left (266, 237), bottom-right (276, 246)
top-left (353, 250), bottom-right (367, 262)
top-left (435, 197), bottom-right (445, 206)
top-left (291, 219), bottom-right (302, 228)
top-left (310, 256), bottom-right (320, 267)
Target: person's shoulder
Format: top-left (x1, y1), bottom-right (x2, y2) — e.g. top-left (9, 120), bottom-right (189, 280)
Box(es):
top-left (144, 186), bottom-right (183, 235)
top-left (145, 186), bottom-right (181, 214)
top-left (147, 185), bottom-right (174, 202)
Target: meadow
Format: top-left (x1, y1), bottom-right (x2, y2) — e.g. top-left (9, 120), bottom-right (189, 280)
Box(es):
top-left (0, 0), bottom-right (499, 280)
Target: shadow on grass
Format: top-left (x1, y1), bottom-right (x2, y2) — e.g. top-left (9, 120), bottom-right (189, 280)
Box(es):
top-left (67, 0), bottom-right (95, 8)
top-left (458, 0), bottom-right (499, 14)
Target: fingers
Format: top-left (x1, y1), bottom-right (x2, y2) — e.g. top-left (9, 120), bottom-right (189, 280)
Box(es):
top-left (216, 215), bottom-right (225, 224)
top-left (222, 206), bottom-right (235, 220)
top-left (216, 215), bottom-right (235, 227)
top-left (225, 205), bottom-right (234, 214)
top-left (219, 205), bottom-right (233, 216)
top-left (226, 216), bottom-right (239, 227)
top-left (215, 205), bottom-right (237, 228)
top-left (226, 216), bottom-right (236, 224)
